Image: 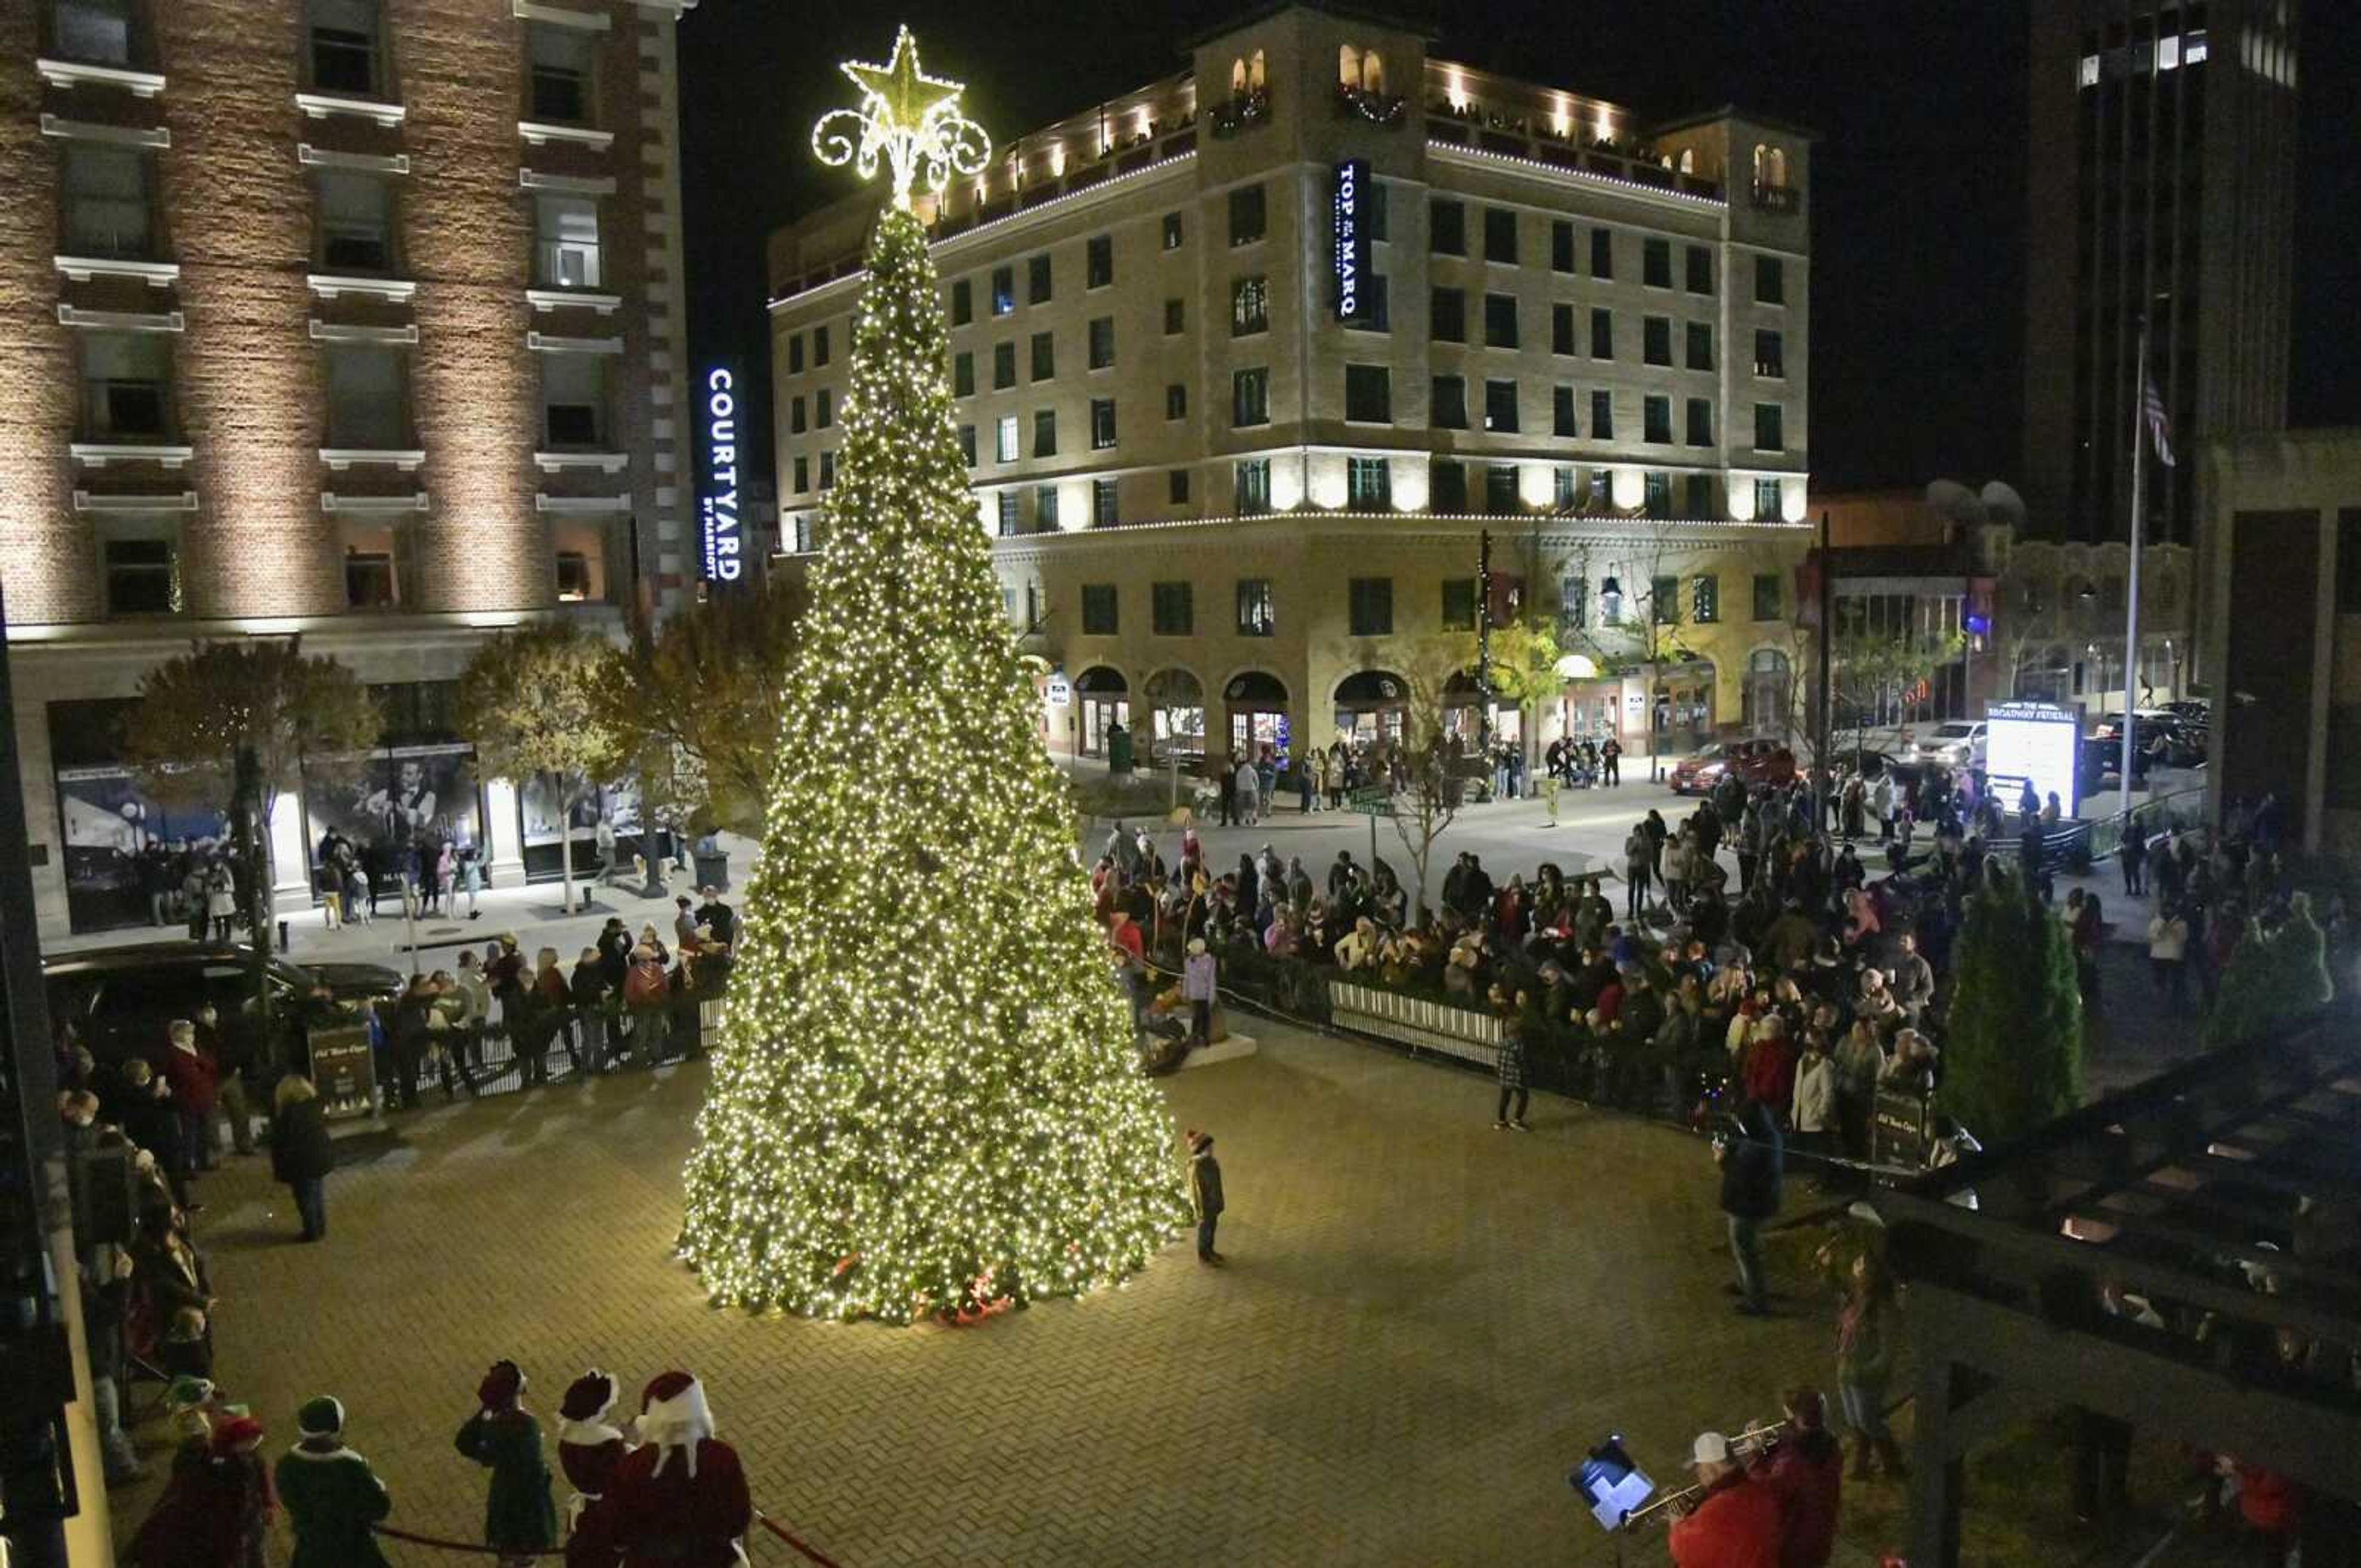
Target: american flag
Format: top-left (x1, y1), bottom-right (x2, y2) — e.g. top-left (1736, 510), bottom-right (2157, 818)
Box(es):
top-left (2143, 373), bottom-right (2177, 468)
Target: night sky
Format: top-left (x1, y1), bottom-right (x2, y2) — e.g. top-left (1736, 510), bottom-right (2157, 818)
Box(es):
top-left (678, 1), bottom-right (2361, 508)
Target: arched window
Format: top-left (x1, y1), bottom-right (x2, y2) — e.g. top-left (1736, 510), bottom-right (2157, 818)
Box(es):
top-left (1249, 49), bottom-right (1266, 91)
top-left (1338, 44), bottom-right (1361, 89)
top-left (1361, 51), bottom-right (1385, 93)
top-left (1231, 57), bottom-right (1247, 95)
top-left (1768, 147), bottom-right (1789, 188)
top-left (1752, 143), bottom-right (1768, 185)
top-left (1677, 147), bottom-right (1695, 173)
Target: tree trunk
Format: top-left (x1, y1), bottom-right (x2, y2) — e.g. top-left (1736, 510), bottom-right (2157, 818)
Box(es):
top-left (234, 744), bottom-right (274, 1033)
top-left (556, 773), bottom-right (579, 914)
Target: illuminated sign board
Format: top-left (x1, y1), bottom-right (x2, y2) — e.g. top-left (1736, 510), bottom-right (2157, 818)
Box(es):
top-left (699, 365), bottom-right (743, 585)
top-left (1985, 700), bottom-right (2079, 819)
top-left (1333, 158), bottom-right (1371, 323)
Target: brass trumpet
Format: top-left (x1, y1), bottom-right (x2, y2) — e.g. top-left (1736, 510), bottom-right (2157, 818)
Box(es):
top-left (1619, 1421), bottom-right (1786, 1529)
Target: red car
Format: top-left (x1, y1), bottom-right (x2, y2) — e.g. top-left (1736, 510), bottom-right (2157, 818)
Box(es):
top-left (1667, 738), bottom-right (1797, 796)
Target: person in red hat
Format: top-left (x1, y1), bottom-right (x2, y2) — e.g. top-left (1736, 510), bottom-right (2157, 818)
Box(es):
top-left (127, 1410), bottom-right (275, 1568)
top-left (456, 1359), bottom-right (558, 1566)
top-left (558, 1369), bottom-right (635, 1530)
top-left (567, 1371), bottom-right (751, 1568)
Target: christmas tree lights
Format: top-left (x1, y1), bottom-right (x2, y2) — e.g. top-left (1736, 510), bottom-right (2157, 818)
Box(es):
top-left (679, 33), bottom-right (1186, 1324)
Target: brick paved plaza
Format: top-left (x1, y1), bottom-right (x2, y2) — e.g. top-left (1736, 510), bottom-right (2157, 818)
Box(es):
top-left (112, 1025), bottom-right (1856, 1566)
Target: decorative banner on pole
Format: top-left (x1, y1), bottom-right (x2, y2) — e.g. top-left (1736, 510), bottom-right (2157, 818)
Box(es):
top-left (699, 363), bottom-right (743, 585)
top-left (1334, 158), bottom-right (1371, 323)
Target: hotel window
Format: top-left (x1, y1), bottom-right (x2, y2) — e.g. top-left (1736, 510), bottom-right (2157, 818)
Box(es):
top-left (994, 415), bottom-right (1018, 463)
top-left (957, 424), bottom-right (975, 465)
top-left (1035, 484), bottom-right (1059, 529)
top-left (1552, 303), bottom-right (1575, 356)
top-left (1685, 396), bottom-right (1713, 446)
top-left (1484, 379), bottom-right (1518, 433)
top-left (1484, 465), bottom-right (1519, 514)
top-left (1430, 459), bottom-right (1466, 510)
top-left (1345, 364), bottom-right (1390, 424)
top-left (1552, 384), bottom-right (1576, 438)
top-left (813, 325), bottom-right (828, 364)
top-left (1236, 578), bottom-right (1275, 637)
top-left (1589, 389), bottom-right (1613, 440)
top-left (1169, 469), bottom-right (1190, 503)
top-left (1482, 293), bottom-right (1517, 349)
top-left (79, 331), bottom-right (170, 439)
top-left (53, 0), bottom-right (134, 65)
top-left (538, 350), bottom-right (606, 446)
top-left (1643, 237), bottom-right (1671, 288)
top-left (788, 334), bottom-right (804, 374)
top-left (1754, 329), bottom-right (1784, 378)
top-left (1590, 308), bottom-right (1613, 358)
top-left (533, 194), bottom-right (599, 286)
top-left (1152, 581), bottom-right (1193, 636)
top-left (1753, 572), bottom-right (1782, 621)
top-left (1231, 367), bottom-right (1268, 428)
top-left (1644, 396), bottom-right (1671, 444)
top-left (991, 265), bottom-right (1014, 315)
top-left (1643, 316), bottom-right (1672, 366)
top-left (1754, 403), bottom-right (1786, 452)
top-left (1162, 211), bottom-right (1184, 249)
top-left (1754, 478), bottom-right (1783, 519)
top-left (1348, 577), bottom-right (1393, 636)
top-left (1755, 255), bottom-right (1785, 305)
top-left (317, 169), bottom-right (396, 272)
top-left (101, 524), bottom-right (180, 617)
top-left (1551, 219), bottom-right (1575, 274)
top-left (1554, 467), bottom-right (1576, 508)
top-left (555, 546), bottom-right (596, 602)
top-left (1431, 374), bottom-right (1467, 430)
top-left (1082, 583), bottom-right (1118, 634)
top-left (1589, 226), bottom-right (1613, 278)
top-left (1430, 286), bottom-right (1465, 343)
top-left (63, 143), bottom-right (152, 259)
top-left (1032, 408), bottom-right (1056, 457)
top-left (1442, 577), bottom-right (1477, 630)
top-left (1165, 383), bottom-right (1187, 420)
top-left (1030, 331), bottom-right (1054, 381)
top-left (1347, 455), bottom-right (1391, 508)
top-left (951, 279), bottom-right (972, 325)
top-left (1687, 322), bottom-right (1715, 371)
top-left (818, 451), bottom-right (835, 489)
top-left (1345, 275), bottom-right (1389, 332)
top-left (1236, 457), bottom-right (1271, 514)
top-left (1483, 207), bottom-right (1517, 264)
top-left (1093, 477), bottom-right (1119, 526)
top-left (1686, 245), bottom-right (1714, 295)
top-left (1164, 297), bottom-right (1184, 334)
top-left (1232, 276), bottom-right (1270, 336)
top-left (792, 456), bottom-right (808, 492)
top-left (996, 492), bottom-right (1020, 534)
top-left (1559, 571), bottom-right (1586, 628)
top-left (992, 341), bottom-right (1016, 389)
top-left (527, 20), bottom-right (596, 123)
top-left (325, 343), bottom-right (408, 448)
top-left (344, 529), bottom-right (400, 610)
top-left (1429, 197), bottom-right (1464, 256)
top-left (1090, 397), bottom-right (1116, 449)
top-left (1086, 233), bottom-right (1113, 289)
top-left (1691, 573), bottom-right (1719, 623)
top-left (1228, 184), bottom-right (1265, 246)
top-left (952, 350), bottom-right (973, 397)
top-left (1643, 474), bottom-right (1671, 519)
top-left (1685, 473), bottom-right (1712, 516)
top-left (815, 388), bottom-right (832, 428)
top-left (309, 0), bottom-right (382, 96)
top-left (1027, 253), bottom-right (1052, 304)
top-left (1087, 317), bottom-right (1114, 369)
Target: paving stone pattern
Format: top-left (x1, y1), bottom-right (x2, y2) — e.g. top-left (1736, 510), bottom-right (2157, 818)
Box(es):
top-left (112, 1025), bottom-right (1844, 1566)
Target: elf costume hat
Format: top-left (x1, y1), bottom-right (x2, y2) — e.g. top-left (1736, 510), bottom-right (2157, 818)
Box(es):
top-left (639, 1371), bottom-right (714, 1478)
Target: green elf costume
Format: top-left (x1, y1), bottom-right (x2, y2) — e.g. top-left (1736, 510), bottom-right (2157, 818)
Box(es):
top-left (274, 1395), bottom-right (393, 1568)
top-left (454, 1358), bottom-right (558, 1564)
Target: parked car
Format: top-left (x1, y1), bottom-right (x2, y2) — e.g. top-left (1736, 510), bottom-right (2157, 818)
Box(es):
top-left (2091, 712), bottom-right (2205, 769)
top-left (1910, 720), bottom-right (1987, 770)
top-left (2076, 735), bottom-right (2156, 796)
top-left (44, 942), bottom-right (404, 1063)
top-left (1667, 737), bottom-right (1797, 795)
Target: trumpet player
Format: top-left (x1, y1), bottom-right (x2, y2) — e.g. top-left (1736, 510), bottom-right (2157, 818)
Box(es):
top-left (1750, 1388), bottom-right (1843, 1568)
top-left (1665, 1428), bottom-right (1781, 1568)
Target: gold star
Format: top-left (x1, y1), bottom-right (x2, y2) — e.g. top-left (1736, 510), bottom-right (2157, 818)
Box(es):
top-left (842, 25), bottom-right (962, 136)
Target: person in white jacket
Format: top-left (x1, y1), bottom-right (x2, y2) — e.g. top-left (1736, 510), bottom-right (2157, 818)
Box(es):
top-left (1790, 1034), bottom-right (1838, 1174)
top-left (2147, 901), bottom-right (2191, 1006)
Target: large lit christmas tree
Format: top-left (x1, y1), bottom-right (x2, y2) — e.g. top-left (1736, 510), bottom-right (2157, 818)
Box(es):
top-left (679, 28), bottom-right (1187, 1323)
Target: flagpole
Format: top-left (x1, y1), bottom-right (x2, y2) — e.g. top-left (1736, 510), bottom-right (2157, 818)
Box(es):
top-left (2121, 313), bottom-right (2149, 824)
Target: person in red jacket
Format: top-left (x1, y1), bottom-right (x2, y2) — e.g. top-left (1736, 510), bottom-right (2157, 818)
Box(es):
top-left (1667, 1430), bottom-right (1782, 1568)
top-left (159, 1019), bottom-right (221, 1175)
top-left (568, 1371), bottom-right (751, 1568)
top-left (1749, 1389), bottom-right (1843, 1568)
top-left (556, 1370), bottom-right (634, 1531)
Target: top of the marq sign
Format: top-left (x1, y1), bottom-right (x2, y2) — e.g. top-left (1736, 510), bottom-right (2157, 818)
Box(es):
top-left (812, 26), bottom-right (991, 211)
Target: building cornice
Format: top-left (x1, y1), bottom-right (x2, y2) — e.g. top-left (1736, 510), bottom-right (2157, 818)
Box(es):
top-left (4, 605), bottom-right (615, 650)
top-left (987, 509), bottom-right (1809, 561)
top-left (1425, 140), bottom-right (1727, 216)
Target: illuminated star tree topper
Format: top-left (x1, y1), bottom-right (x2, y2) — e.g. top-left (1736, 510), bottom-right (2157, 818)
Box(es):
top-left (812, 25), bottom-right (992, 210)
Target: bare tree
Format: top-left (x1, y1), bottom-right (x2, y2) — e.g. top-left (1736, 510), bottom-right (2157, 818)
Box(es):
top-left (1375, 632), bottom-right (1476, 919)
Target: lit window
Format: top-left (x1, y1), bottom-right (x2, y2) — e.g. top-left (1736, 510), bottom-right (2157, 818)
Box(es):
top-left (1232, 276), bottom-right (1270, 336)
top-left (2078, 53), bottom-right (2100, 88)
top-left (2157, 34), bottom-right (2181, 71)
top-left (534, 194), bottom-right (599, 287)
top-left (995, 415), bottom-right (1018, 463)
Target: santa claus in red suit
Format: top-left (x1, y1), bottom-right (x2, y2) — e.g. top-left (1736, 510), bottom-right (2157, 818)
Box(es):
top-left (566, 1371), bottom-right (752, 1568)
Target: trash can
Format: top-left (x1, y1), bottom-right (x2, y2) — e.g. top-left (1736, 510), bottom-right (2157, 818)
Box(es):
top-left (1108, 727), bottom-right (1134, 776)
top-left (692, 850), bottom-right (730, 891)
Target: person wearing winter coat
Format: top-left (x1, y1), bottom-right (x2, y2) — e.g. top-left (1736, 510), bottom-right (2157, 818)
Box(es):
top-left (1186, 1129), bottom-right (1226, 1264)
top-left (1835, 1253), bottom-right (1908, 1480)
top-left (1666, 1430), bottom-right (1782, 1568)
top-left (160, 1018), bottom-right (221, 1175)
top-left (1750, 1388), bottom-right (1843, 1568)
top-left (204, 861), bottom-right (238, 941)
top-left (566, 1372), bottom-right (750, 1568)
top-left (1493, 1020), bottom-right (1530, 1131)
top-left (2147, 902), bottom-right (2191, 1005)
top-left (1790, 1037), bottom-right (1837, 1171)
top-left (1623, 826), bottom-right (1655, 923)
top-left (1182, 937), bottom-right (1217, 1047)
top-left (456, 1360), bottom-right (557, 1565)
top-left (556, 1370), bottom-right (634, 1530)
top-left (276, 1395), bottom-right (393, 1568)
top-left (270, 1074), bottom-right (335, 1242)
top-left (1717, 1100), bottom-right (1784, 1316)
top-left (130, 1412), bottom-right (274, 1568)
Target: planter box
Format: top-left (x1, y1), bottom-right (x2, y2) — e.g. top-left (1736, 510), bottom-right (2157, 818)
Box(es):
top-left (1327, 980), bottom-right (1501, 1070)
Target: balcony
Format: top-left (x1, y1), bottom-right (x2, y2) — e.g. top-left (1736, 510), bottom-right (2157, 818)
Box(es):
top-left (1423, 103), bottom-right (1724, 199)
top-left (1750, 182), bottom-right (1800, 215)
top-left (1208, 87), bottom-right (1270, 139)
top-left (1335, 84), bottom-right (1406, 127)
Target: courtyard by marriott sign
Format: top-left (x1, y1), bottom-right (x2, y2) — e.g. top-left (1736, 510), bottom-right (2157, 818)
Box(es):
top-left (700, 364), bottom-right (743, 584)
